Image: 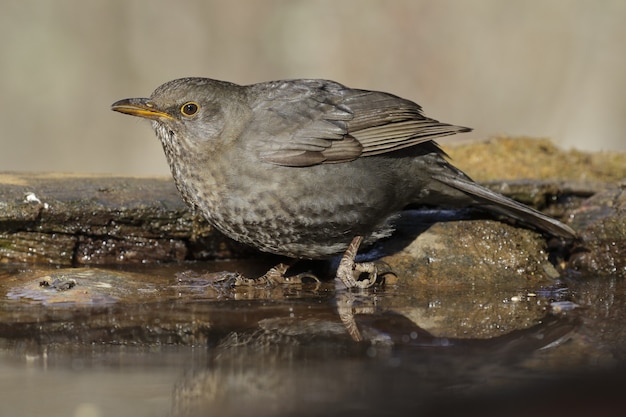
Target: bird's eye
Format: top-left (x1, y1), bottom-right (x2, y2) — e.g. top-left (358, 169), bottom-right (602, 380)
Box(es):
top-left (180, 102), bottom-right (199, 116)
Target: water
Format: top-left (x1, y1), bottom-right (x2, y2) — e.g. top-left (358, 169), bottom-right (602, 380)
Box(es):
top-left (0, 262), bottom-right (624, 416)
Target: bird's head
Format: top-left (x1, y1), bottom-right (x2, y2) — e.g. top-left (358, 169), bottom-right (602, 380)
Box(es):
top-left (112, 77), bottom-right (249, 154)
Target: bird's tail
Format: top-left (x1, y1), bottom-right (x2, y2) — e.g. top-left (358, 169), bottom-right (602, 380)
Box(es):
top-left (433, 174), bottom-right (577, 239)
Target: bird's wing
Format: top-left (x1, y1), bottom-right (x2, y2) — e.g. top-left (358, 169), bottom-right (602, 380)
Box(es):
top-left (245, 79), bottom-right (470, 167)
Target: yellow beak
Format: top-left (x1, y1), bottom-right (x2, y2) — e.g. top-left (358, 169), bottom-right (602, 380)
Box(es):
top-left (111, 98), bottom-right (174, 120)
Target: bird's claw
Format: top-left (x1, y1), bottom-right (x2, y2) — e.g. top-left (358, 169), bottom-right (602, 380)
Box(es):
top-left (335, 236), bottom-right (397, 289)
top-left (258, 263), bottom-right (320, 285)
top-left (215, 263), bottom-right (320, 287)
top-left (354, 262), bottom-right (378, 288)
top-left (335, 236), bottom-right (387, 289)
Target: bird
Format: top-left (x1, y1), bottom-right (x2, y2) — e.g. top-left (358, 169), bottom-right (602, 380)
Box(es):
top-left (112, 77), bottom-right (576, 288)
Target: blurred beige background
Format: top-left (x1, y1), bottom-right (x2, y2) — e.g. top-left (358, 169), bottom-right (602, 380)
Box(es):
top-left (1, 0), bottom-right (624, 175)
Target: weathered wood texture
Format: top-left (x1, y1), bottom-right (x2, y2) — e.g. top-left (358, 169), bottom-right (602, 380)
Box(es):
top-left (0, 173), bottom-right (250, 265)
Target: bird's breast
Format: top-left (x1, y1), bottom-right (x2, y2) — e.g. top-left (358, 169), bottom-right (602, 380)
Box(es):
top-left (169, 155), bottom-right (407, 258)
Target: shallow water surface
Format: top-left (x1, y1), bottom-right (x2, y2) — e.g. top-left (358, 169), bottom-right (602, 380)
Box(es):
top-left (0, 262), bottom-right (624, 417)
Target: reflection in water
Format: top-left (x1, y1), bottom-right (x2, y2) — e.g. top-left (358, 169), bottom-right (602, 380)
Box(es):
top-left (170, 306), bottom-right (578, 416)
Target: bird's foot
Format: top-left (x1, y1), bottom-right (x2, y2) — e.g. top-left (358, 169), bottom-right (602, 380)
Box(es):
top-left (256, 263), bottom-right (320, 286)
top-left (216, 263), bottom-right (320, 287)
top-left (335, 236), bottom-right (395, 289)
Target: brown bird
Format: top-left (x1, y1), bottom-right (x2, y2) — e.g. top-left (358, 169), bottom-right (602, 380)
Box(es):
top-left (112, 78), bottom-right (575, 288)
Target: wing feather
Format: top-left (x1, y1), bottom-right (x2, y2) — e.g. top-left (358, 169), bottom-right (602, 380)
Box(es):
top-left (243, 79), bottom-right (470, 167)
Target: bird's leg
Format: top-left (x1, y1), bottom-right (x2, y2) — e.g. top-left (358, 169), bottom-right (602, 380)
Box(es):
top-left (335, 236), bottom-right (378, 289)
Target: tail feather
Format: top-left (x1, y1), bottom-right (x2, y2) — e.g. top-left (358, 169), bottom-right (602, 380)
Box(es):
top-left (434, 175), bottom-right (577, 239)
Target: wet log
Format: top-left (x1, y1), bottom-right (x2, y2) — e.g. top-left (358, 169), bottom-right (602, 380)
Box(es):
top-left (0, 172), bottom-right (250, 265)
